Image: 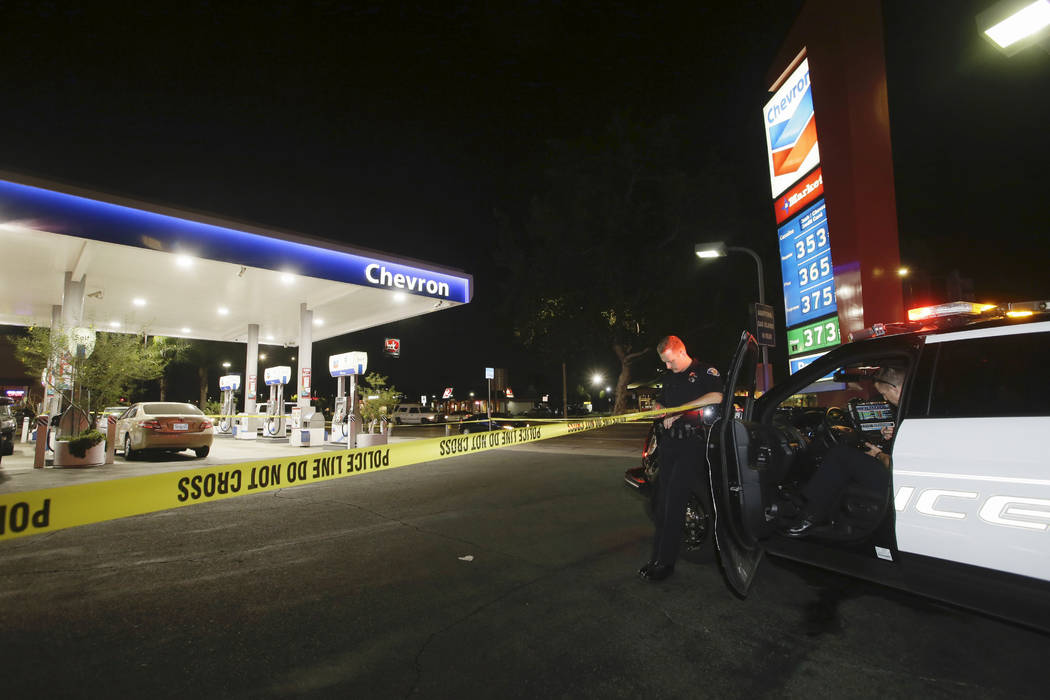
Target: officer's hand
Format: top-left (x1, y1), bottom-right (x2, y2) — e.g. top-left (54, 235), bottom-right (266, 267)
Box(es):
top-left (662, 415), bottom-right (678, 430)
top-left (864, 442), bottom-right (891, 467)
top-left (881, 425), bottom-right (895, 441)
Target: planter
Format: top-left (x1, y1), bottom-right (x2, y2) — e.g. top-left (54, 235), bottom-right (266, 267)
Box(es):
top-left (54, 440), bottom-right (106, 468)
top-left (355, 433), bottom-right (388, 448)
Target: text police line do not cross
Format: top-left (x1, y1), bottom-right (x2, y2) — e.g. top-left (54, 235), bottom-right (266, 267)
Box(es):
top-left (0, 408), bottom-right (669, 542)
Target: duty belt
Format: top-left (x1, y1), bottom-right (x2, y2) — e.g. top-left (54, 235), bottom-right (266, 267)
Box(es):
top-left (658, 423), bottom-right (703, 440)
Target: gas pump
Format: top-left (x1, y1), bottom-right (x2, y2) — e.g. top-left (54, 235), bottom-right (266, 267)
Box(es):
top-left (327, 351), bottom-right (368, 445)
top-left (217, 374), bottom-right (241, 434)
top-left (262, 366), bottom-right (291, 438)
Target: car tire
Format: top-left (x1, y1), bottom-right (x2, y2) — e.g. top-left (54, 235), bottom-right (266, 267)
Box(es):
top-left (1, 438), bottom-right (13, 456)
top-left (645, 484), bottom-right (715, 564)
top-left (124, 434), bottom-right (137, 461)
top-left (194, 446), bottom-right (210, 459)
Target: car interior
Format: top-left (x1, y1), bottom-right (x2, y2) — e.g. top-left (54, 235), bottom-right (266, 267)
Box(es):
top-left (755, 357), bottom-right (910, 542)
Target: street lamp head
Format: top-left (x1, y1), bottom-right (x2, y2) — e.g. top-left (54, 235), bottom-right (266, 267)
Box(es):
top-left (694, 242), bottom-right (728, 259)
top-left (978, 0), bottom-right (1050, 55)
top-left (898, 267), bottom-right (911, 277)
top-left (591, 373), bottom-right (603, 386)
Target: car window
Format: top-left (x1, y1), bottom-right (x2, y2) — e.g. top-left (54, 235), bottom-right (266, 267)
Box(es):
top-left (143, 403), bottom-right (204, 416)
top-left (775, 357), bottom-right (906, 432)
top-left (928, 331), bottom-right (1050, 418)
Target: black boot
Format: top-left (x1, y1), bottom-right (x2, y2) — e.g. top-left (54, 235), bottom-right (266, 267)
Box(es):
top-left (638, 560), bottom-right (675, 581)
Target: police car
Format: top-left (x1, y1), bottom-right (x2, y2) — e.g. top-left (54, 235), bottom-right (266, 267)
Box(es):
top-left (706, 300), bottom-right (1050, 632)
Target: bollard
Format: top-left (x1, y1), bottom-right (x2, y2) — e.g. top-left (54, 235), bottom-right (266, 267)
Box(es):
top-left (20, 416), bottom-right (30, 443)
top-left (445, 422), bottom-right (451, 437)
top-left (105, 414), bottom-right (117, 464)
top-left (34, 415), bottom-right (48, 469)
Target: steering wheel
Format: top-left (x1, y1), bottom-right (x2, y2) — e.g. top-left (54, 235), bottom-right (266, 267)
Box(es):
top-left (822, 406), bottom-right (857, 447)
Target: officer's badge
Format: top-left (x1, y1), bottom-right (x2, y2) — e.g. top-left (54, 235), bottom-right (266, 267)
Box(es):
top-left (707, 367), bottom-right (720, 377)
top-left (687, 371), bottom-right (697, 383)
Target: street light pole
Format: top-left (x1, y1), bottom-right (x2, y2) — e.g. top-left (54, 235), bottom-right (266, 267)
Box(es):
top-left (695, 242), bottom-right (770, 393)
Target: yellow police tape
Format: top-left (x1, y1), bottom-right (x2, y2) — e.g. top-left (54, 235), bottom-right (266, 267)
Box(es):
top-left (0, 407), bottom-right (674, 542)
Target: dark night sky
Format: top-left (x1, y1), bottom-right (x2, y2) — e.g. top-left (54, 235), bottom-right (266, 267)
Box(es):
top-left (1, 1), bottom-right (1047, 402)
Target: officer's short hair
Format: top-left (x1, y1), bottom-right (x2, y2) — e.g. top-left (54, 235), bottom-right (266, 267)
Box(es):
top-left (657, 336), bottom-right (685, 355)
top-left (873, 366), bottom-right (905, 388)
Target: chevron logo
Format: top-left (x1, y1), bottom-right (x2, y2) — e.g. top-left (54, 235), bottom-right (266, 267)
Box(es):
top-left (768, 86), bottom-right (818, 177)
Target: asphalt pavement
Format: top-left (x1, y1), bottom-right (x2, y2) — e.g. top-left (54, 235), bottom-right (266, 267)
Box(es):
top-left (0, 424), bottom-right (1044, 698)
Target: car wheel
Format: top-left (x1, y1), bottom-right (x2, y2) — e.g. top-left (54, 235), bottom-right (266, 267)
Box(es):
top-left (645, 484), bottom-right (715, 564)
top-left (194, 446), bottom-right (210, 459)
top-left (124, 434), bottom-right (137, 460)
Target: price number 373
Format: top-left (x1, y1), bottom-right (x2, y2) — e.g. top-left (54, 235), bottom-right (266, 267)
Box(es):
top-left (801, 321), bottom-right (838, 349)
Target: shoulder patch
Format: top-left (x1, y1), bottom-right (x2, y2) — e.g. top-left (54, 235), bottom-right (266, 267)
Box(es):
top-left (707, 367), bottom-right (720, 377)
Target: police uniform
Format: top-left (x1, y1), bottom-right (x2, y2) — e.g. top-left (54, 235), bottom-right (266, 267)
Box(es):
top-left (651, 358), bottom-right (723, 569)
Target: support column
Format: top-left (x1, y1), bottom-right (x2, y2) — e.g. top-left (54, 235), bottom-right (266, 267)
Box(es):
top-left (297, 303), bottom-right (313, 411)
top-left (245, 324), bottom-right (259, 414)
top-left (60, 272), bottom-right (86, 328)
top-left (46, 304), bottom-right (63, 416)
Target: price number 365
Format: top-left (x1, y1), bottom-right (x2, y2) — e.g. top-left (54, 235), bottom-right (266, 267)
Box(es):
top-left (798, 255), bottom-right (831, 286)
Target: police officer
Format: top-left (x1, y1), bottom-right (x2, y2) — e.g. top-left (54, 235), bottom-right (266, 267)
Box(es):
top-left (784, 366), bottom-right (903, 536)
top-left (639, 335), bottom-right (724, 582)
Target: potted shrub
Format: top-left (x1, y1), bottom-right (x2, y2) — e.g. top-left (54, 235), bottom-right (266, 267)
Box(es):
top-left (357, 372), bottom-right (400, 447)
top-left (55, 429), bottom-right (106, 468)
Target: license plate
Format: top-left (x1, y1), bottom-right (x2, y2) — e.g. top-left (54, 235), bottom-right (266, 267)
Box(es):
top-left (173, 423), bottom-right (189, 431)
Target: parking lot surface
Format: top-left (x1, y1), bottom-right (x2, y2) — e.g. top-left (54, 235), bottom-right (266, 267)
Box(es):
top-left (0, 424), bottom-right (1044, 698)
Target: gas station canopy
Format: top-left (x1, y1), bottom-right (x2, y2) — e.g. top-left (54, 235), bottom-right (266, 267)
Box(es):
top-left (0, 173), bottom-right (472, 345)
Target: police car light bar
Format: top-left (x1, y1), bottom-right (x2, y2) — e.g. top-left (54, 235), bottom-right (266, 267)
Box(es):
top-left (906, 302), bottom-right (997, 321)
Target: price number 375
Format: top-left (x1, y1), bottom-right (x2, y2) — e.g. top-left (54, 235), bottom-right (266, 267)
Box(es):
top-left (800, 286), bottom-right (834, 314)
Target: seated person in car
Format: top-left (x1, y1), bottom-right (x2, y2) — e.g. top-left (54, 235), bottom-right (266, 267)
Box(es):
top-left (784, 366), bottom-right (904, 537)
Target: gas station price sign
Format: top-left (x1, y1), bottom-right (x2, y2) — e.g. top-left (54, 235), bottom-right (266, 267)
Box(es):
top-left (778, 198), bottom-right (838, 327)
top-left (786, 316), bottom-right (841, 355)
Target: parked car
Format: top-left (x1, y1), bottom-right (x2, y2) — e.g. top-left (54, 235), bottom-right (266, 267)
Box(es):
top-left (0, 397), bottom-right (16, 456)
top-left (392, 403), bottom-right (442, 424)
top-left (458, 413), bottom-right (525, 434)
top-left (518, 406), bottom-right (556, 419)
top-left (117, 402), bottom-right (213, 460)
top-left (443, 410), bottom-right (471, 422)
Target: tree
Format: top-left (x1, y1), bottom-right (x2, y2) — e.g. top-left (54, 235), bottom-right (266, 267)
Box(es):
top-left (14, 325), bottom-right (169, 416)
top-left (358, 372), bottom-right (399, 434)
top-left (497, 115), bottom-right (731, 413)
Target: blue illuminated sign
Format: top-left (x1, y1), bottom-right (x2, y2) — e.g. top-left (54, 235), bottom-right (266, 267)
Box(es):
top-left (789, 351), bottom-right (829, 375)
top-left (778, 198), bottom-right (837, 328)
top-left (0, 179), bottom-right (472, 304)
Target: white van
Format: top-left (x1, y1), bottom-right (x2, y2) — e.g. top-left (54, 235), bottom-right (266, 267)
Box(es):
top-left (392, 403), bottom-right (441, 424)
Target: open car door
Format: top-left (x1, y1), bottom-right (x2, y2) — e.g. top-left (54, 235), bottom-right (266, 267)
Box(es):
top-left (710, 330), bottom-right (765, 596)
